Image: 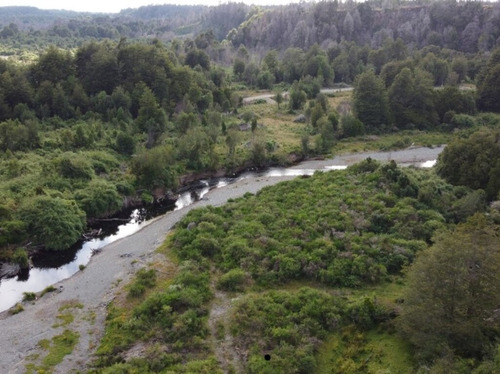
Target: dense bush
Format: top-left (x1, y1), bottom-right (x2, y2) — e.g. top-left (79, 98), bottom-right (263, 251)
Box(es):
top-left (128, 268), bottom-right (157, 298)
top-left (19, 196), bottom-right (86, 250)
top-left (131, 145), bottom-right (178, 190)
top-left (172, 165), bottom-right (455, 288)
top-left (217, 268), bottom-right (248, 291)
top-left (95, 260), bottom-right (213, 370)
top-left (230, 287), bottom-right (345, 374)
top-left (12, 247), bottom-right (29, 268)
top-left (74, 180), bottom-right (122, 218)
top-left (57, 153), bottom-right (94, 180)
top-left (437, 128), bottom-right (500, 200)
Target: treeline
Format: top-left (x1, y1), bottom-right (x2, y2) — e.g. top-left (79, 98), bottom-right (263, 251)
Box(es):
top-left (228, 0), bottom-right (500, 54)
top-left (351, 46), bottom-right (500, 132)
top-left (0, 39), bottom-right (237, 259)
top-left (2, 1), bottom-right (500, 56)
top-left (1, 1), bottom-right (500, 281)
top-left (1, 36), bottom-right (500, 258)
top-left (0, 40), bottom-right (232, 140)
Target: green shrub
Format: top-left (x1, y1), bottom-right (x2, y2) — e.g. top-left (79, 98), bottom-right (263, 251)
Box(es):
top-left (115, 132), bottom-right (136, 155)
top-left (346, 297), bottom-right (390, 330)
top-left (10, 303), bottom-right (24, 314)
top-left (132, 145), bottom-right (178, 190)
top-left (0, 220), bottom-right (27, 247)
top-left (20, 196), bottom-right (86, 250)
top-left (217, 269), bottom-right (247, 291)
top-left (341, 114), bottom-right (365, 138)
top-left (56, 153), bottom-right (94, 180)
top-left (451, 113), bottom-right (476, 128)
top-left (40, 285), bottom-right (57, 297)
top-left (74, 179), bottom-right (122, 218)
top-left (128, 268), bottom-right (157, 298)
top-left (232, 288), bottom-right (344, 373)
top-left (12, 247), bottom-right (29, 268)
top-left (23, 292), bottom-right (36, 301)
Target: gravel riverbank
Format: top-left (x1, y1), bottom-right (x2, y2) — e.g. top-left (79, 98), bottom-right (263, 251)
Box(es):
top-left (0, 146), bottom-right (444, 373)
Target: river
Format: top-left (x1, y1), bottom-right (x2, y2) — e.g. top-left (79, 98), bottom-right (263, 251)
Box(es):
top-left (0, 146), bottom-right (444, 312)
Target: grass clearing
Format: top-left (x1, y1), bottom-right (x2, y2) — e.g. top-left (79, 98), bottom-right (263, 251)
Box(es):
top-left (336, 131), bottom-right (450, 155)
top-left (364, 330), bottom-right (415, 373)
top-left (53, 313), bottom-right (74, 328)
top-left (238, 91), bottom-right (452, 160)
top-left (59, 300), bottom-right (84, 311)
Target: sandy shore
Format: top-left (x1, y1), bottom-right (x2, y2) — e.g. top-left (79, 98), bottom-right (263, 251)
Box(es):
top-left (0, 146), bottom-right (443, 373)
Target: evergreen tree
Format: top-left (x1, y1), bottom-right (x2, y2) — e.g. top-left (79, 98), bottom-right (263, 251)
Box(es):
top-left (353, 69), bottom-right (390, 132)
top-left (388, 68), bottom-right (437, 129)
top-left (477, 64), bottom-right (500, 113)
top-left (136, 86), bottom-right (167, 148)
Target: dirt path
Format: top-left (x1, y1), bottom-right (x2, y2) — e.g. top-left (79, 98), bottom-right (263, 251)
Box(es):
top-left (0, 146), bottom-right (443, 373)
top-left (208, 287), bottom-right (244, 374)
top-left (242, 87), bottom-right (353, 105)
top-left (207, 263), bottom-right (245, 374)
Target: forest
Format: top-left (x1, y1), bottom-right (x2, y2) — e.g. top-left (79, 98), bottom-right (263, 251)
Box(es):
top-left (1, 0), bottom-right (500, 372)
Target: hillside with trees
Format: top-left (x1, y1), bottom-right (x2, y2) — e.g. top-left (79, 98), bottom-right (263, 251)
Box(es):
top-left (2, 1), bottom-right (500, 58)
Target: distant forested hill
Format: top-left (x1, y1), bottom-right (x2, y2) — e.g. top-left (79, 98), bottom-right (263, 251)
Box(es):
top-left (225, 1), bottom-right (500, 54)
top-left (1, 1), bottom-right (500, 54)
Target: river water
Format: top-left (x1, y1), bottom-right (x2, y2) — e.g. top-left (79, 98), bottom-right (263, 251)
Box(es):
top-left (0, 146), bottom-right (444, 312)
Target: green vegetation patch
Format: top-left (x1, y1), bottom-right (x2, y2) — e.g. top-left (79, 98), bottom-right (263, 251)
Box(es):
top-left (230, 287), bottom-right (345, 374)
top-left (127, 268), bottom-right (157, 298)
top-left (94, 259), bottom-right (214, 371)
top-left (94, 162), bottom-right (485, 372)
top-left (39, 285), bottom-right (57, 297)
top-left (26, 329), bottom-right (80, 373)
top-left (316, 328), bottom-right (414, 374)
top-left (171, 160), bottom-right (459, 289)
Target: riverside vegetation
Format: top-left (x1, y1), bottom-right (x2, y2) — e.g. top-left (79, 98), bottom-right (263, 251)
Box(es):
top-left (90, 159), bottom-right (500, 373)
top-left (2, 1), bottom-right (500, 372)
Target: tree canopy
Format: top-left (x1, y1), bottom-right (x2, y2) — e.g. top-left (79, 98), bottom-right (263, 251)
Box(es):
top-left (353, 69), bottom-right (390, 131)
top-left (399, 214), bottom-right (500, 359)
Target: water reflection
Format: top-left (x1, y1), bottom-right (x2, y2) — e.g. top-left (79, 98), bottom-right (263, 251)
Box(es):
top-left (420, 160), bottom-right (437, 168)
